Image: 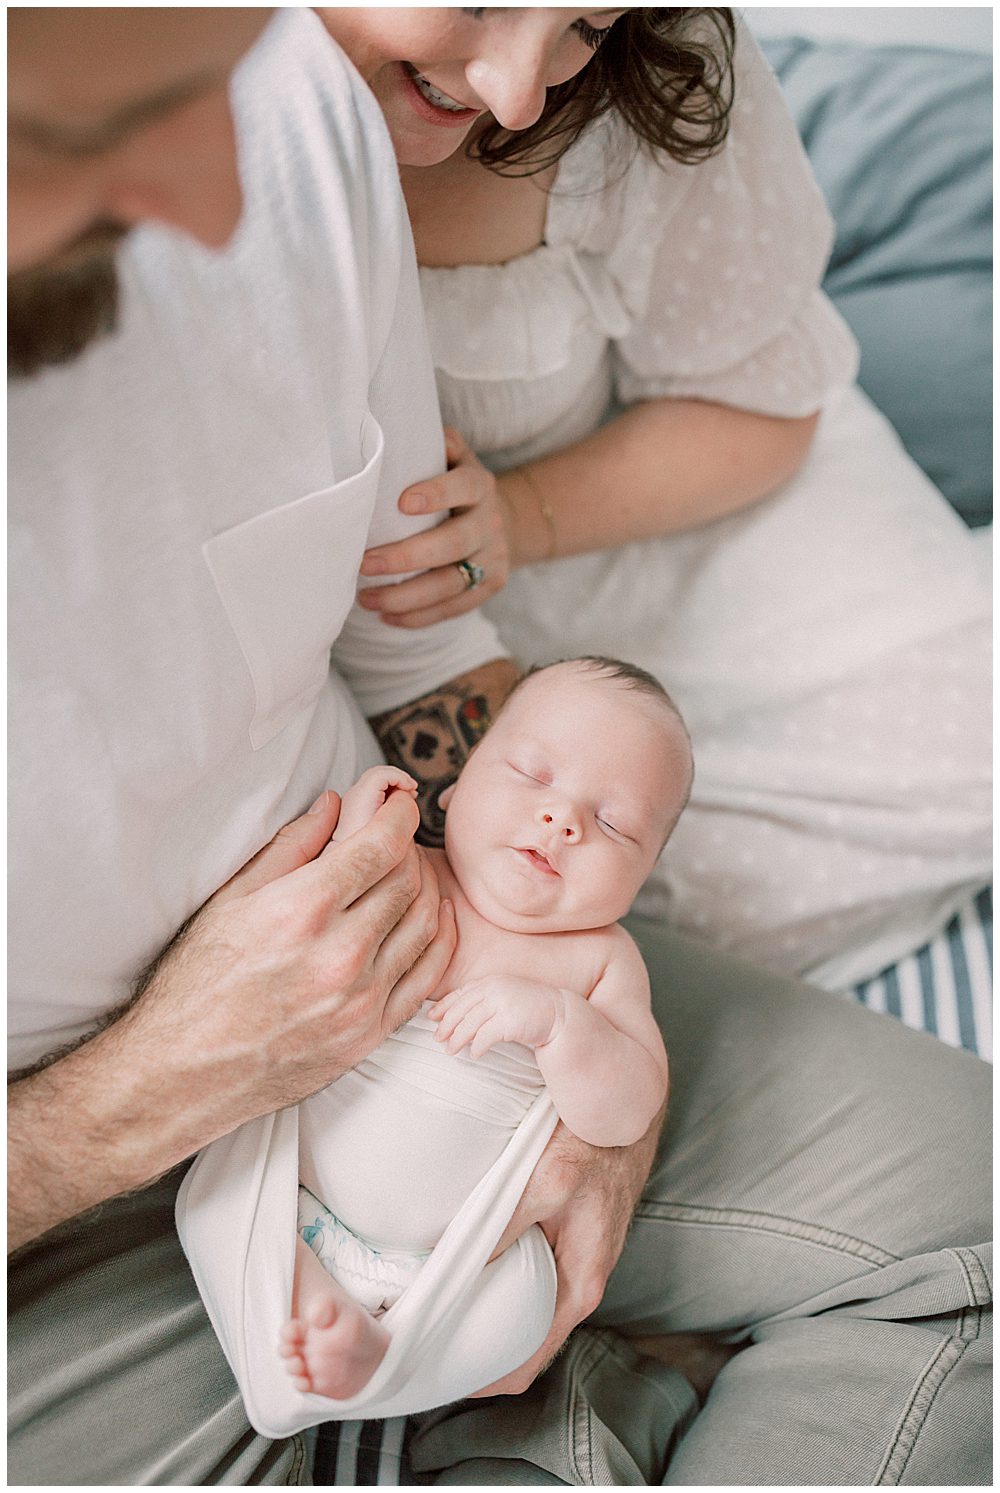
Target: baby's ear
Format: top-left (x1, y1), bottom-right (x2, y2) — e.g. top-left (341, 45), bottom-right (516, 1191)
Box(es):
top-left (438, 782), bottom-right (456, 812)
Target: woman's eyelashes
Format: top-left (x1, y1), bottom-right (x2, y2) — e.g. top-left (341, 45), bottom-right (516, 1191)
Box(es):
top-left (573, 17), bottom-right (618, 51)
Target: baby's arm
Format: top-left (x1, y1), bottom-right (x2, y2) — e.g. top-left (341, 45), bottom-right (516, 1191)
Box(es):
top-left (431, 932), bottom-right (667, 1147)
top-left (332, 766), bottom-right (417, 842)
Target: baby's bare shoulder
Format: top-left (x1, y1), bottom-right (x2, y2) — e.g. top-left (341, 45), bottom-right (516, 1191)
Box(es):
top-left (563, 922), bottom-right (648, 991)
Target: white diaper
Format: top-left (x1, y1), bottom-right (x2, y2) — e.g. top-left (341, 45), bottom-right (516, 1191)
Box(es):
top-left (296, 1184), bottom-right (426, 1313)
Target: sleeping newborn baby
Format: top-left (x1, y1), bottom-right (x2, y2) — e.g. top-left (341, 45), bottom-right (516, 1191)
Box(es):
top-left (278, 656), bottom-right (693, 1402)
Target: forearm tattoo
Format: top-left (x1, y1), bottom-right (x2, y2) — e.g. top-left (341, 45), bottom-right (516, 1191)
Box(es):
top-left (371, 660), bottom-right (520, 846)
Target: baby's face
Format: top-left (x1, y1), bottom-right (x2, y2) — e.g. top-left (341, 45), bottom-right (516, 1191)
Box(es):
top-left (444, 665), bottom-right (691, 934)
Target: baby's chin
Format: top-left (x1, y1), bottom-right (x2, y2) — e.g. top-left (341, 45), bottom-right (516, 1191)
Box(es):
top-left (457, 875), bottom-right (633, 936)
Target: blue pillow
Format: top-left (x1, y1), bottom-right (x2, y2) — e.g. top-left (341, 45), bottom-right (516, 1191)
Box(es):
top-left (761, 37), bottom-right (992, 528)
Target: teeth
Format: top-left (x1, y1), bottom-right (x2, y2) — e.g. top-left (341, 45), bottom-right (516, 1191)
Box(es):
top-left (411, 70), bottom-right (469, 113)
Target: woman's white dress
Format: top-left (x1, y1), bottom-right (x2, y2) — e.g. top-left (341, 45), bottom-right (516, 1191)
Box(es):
top-left (419, 23), bottom-right (991, 989)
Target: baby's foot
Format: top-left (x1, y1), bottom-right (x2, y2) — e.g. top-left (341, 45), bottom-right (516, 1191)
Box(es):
top-left (279, 1295), bottom-right (390, 1400)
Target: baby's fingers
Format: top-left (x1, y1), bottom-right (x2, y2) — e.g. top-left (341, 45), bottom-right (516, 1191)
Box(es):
top-left (431, 986), bottom-right (478, 1037)
top-left (442, 1003), bottom-right (489, 1055)
top-left (470, 1018), bottom-right (504, 1060)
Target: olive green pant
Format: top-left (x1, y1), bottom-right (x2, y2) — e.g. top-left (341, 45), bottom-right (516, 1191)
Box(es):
top-left (8, 921), bottom-right (991, 1484)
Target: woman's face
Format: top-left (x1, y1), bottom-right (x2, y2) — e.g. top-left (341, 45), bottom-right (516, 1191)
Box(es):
top-left (317, 7), bottom-right (625, 167)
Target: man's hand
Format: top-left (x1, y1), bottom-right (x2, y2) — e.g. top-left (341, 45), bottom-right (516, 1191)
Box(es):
top-left (135, 787), bottom-right (457, 1123)
top-left (429, 976), bottom-right (563, 1057)
top-left (8, 789), bottom-right (457, 1252)
top-left (470, 1109), bottom-right (665, 1397)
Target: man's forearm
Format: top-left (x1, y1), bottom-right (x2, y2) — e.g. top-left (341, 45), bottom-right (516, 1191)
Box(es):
top-left (8, 1010), bottom-right (212, 1253)
top-left (370, 657), bottom-right (521, 845)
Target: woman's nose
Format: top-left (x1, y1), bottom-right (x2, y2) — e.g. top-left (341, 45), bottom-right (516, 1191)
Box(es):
top-left (537, 805), bottom-right (581, 843)
top-left (465, 41), bottom-right (550, 132)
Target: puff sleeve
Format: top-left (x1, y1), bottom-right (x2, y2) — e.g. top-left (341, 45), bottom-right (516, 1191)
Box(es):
top-left (603, 20), bottom-right (859, 416)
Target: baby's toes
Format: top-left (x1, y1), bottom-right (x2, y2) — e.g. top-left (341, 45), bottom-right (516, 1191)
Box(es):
top-left (279, 1319), bottom-right (305, 1353)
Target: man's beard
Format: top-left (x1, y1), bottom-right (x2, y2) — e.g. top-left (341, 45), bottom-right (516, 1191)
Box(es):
top-left (8, 224), bottom-right (129, 378)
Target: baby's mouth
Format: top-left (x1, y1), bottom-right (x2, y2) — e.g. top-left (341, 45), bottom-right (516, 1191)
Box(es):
top-left (516, 847), bottom-right (560, 877)
top-left (404, 64), bottom-right (477, 115)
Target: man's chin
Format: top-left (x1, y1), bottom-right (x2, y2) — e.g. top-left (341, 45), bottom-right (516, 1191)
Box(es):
top-left (8, 247), bottom-right (122, 379)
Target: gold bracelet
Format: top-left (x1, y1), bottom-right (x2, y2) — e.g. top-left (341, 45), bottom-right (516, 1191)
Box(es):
top-left (517, 467), bottom-right (558, 563)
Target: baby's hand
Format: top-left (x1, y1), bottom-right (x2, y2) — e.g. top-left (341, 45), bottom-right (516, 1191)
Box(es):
top-left (333, 766), bottom-right (418, 842)
top-left (429, 977), bottom-right (564, 1058)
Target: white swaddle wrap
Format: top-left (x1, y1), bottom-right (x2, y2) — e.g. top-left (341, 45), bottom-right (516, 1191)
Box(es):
top-left (176, 1011), bottom-right (559, 1435)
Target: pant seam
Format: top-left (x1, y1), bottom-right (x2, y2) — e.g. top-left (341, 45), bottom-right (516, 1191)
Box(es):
top-left (874, 1335), bottom-right (968, 1485)
top-left (568, 1331), bottom-right (612, 1485)
top-left (948, 1245), bottom-right (992, 1308)
top-left (633, 1200), bottom-right (898, 1267)
top-left (285, 1432), bottom-right (307, 1485)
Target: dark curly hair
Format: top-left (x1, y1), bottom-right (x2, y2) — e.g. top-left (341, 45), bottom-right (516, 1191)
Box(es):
top-left (470, 8), bottom-right (736, 176)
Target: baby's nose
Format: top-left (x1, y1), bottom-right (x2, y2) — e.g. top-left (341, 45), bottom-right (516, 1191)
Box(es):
top-left (538, 807), bottom-right (581, 843)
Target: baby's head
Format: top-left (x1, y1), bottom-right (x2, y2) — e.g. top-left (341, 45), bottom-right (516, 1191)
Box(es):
top-left (443, 657), bottom-right (693, 934)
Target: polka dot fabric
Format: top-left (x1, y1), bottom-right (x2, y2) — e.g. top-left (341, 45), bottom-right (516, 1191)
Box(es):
top-left (418, 21), bottom-right (990, 986)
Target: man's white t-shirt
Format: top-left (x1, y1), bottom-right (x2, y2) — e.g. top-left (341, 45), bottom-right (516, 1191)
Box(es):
top-left (8, 11), bottom-right (502, 1070)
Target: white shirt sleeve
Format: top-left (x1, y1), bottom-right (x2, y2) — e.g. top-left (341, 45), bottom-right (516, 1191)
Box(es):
top-left (606, 20), bottom-right (859, 417)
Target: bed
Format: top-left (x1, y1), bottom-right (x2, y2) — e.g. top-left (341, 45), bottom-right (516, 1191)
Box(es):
top-left (315, 33), bottom-right (993, 1482)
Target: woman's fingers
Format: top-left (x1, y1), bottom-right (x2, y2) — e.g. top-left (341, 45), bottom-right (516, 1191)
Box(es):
top-left (374, 585), bottom-right (503, 630)
top-left (361, 507), bottom-right (483, 580)
top-left (361, 554), bottom-right (500, 624)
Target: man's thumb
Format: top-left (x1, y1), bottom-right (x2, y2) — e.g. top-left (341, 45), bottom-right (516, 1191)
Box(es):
top-left (212, 790), bottom-right (342, 904)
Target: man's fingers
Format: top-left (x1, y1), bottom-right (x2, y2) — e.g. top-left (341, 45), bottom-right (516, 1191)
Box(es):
top-left (211, 791), bottom-right (342, 905)
top-left (315, 790), bottom-right (419, 906)
top-left (382, 897), bottom-right (458, 1032)
top-left (372, 850), bottom-right (441, 981)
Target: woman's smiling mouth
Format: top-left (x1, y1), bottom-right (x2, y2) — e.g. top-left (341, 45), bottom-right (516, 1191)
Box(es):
top-left (401, 63), bottom-right (481, 123)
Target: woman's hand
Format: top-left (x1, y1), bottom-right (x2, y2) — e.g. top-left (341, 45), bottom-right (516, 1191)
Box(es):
top-left (470, 1108), bottom-right (664, 1397)
top-left (358, 427), bottom-right (513, 628)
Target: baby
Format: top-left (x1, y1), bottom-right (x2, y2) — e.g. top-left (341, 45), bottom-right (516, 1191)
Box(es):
top-left (278, 656), bottom-right (693, 1402)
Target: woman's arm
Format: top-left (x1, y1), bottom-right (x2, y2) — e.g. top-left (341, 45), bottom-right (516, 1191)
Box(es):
top-left (358, 401), bottom-right (818, 627)
top-left (501, 398), bottom-right (820, 565)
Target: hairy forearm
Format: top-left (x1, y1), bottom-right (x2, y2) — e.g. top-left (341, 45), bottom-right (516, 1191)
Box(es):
top-left (537, 991), bottom-right (667, 1149)
top-left (370, 657), bottom-right (521, 845)
top-left (7, 1009), bottom-right (220, 1252)
top-left (502, 399), bottom-right (819, 566)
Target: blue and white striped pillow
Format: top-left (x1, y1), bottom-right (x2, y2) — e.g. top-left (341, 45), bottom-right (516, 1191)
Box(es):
top-left (850, 887), bottom-right (992, 1059)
